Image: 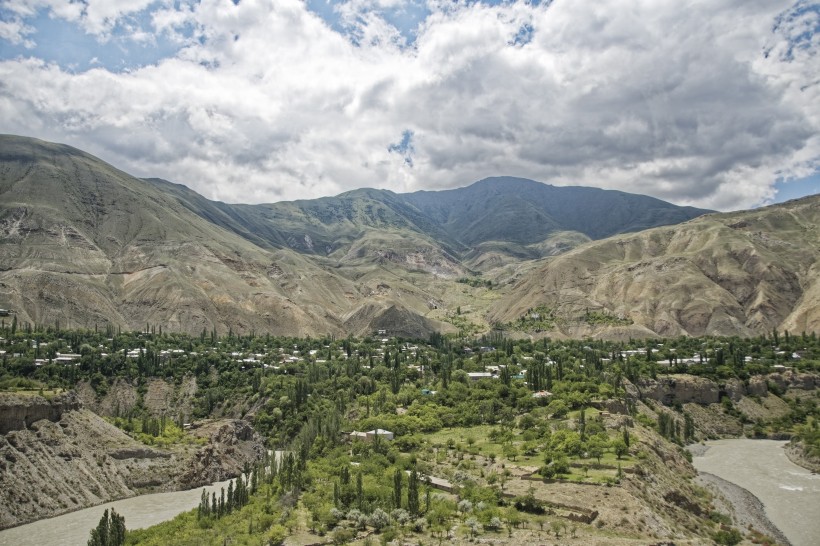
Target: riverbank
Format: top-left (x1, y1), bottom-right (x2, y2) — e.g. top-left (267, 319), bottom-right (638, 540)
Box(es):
top-left (784, 441), bottom-right (820, 473)
top-left (0, 475), bottom-right (237, 546)
top-left (694, 471), bottom-right (790, 546)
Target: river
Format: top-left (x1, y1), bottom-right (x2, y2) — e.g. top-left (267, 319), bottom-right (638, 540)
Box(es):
top-left (0, 477), bottom-right (234, 546)
top-left (691, 439), bottom-right (820, 546)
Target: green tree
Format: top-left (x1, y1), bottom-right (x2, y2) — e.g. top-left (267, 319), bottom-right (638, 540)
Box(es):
top-left (612, 438), bottom-right (629, 459)
top-left (588, 437), bottom-right (606, 465)
top-left (87, 508), bottom-right (126, 546)
top-left (356, 471), bottom-right (364, 510)
top-left (408, 468), bottom-right (420, 516)
top-left (393, 468), bottom-right (403, 509)
top-left (502, 444), bottom-right (519, 462)
top-left (577, 408), bottom-right (586, 441)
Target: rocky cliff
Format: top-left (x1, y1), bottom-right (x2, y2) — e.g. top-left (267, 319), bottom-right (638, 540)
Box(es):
top-left (625, 372), bottom-right (818, 442)
top-left (0, 392), bottom-right (264, 529)
top-left (631, 371), bottom-right (818, 406)
top-left (74, 376), bottom-right (198, 421)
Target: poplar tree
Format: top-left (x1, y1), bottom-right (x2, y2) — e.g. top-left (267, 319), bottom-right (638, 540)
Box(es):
top-left (356, 471), bottom-right (364, 510)
top-left (87, 508), bottom-right (126, 546)
top-left (393, 468), bottom-right (403, 509)
top-left (408, 468), bottom-right (420, 516)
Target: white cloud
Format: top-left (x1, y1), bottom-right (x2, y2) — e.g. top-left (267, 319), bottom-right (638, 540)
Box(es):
top-left (0, 0), bottom-right (818, 210)
top-left (2, 0), bottom-right (172, 41)
top-left (0, 17), bottom-right (35, 47)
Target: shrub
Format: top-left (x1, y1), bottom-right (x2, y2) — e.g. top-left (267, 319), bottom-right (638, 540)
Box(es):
top-left (266, 524), bottom-right (287, 546)
top-left (331, 528), bottom-right (355, 545)
top-left (368, 508), bottom-right (390, 530)
top-left (713, 527), bottom-right (742, 546)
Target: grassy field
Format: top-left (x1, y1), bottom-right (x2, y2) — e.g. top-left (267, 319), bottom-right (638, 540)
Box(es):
top-left (422, 418), bottom-right (634, 486)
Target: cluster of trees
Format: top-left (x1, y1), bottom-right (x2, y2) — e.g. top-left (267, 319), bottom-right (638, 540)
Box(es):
top-left (656, 411), bottom-right (696, 444)
top-left (197, 474), bottom-right (252, 521)
top-left (456, 277), bottom-right (494, 289)
top-left (1, 322), bottom-right (818, 455)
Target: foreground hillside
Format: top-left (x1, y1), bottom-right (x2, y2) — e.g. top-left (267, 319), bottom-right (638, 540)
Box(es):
top-left (491, 194), bottom-right (820, 338)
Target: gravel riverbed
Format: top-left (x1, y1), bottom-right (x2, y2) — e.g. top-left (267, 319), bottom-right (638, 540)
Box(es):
top-left (695, 472), bottom-right (791, 546)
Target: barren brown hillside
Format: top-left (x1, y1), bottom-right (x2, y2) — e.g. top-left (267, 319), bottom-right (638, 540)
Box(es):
top-left (489, 195), bottom-right (820, 338)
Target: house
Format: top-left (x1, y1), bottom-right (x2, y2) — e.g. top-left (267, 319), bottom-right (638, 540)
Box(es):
top-left (405, 472), bottom-right (455, 494)
top-left (532, 390), bottom-right (553, 399)
top-left (366, 429), bottom-right (394, 442)
top-left (467, 372), bottom-right (494, 381)
top-left (56, 353), bottom-right (81, 362)
top-left (347, 430), bottom-right (368, 441)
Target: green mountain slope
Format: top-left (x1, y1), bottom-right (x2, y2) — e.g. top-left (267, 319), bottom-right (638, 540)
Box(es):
top-left (148, 176), bottom-right (709, 267)
top-left (402, 176), bottom-right (710, 245)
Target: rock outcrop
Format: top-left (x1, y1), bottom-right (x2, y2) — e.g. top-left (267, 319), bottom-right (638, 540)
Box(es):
top-left (0, 392), bottom-right (81, 434)
top-left (74, 376), bottom-right (199, 422)
top-left (632, 371), bottom-right (818, 406)
top-left (177, 420), bottom-right (267, 489)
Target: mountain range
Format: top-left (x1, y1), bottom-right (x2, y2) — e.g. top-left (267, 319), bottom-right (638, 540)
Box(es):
top-left (1, 134), bottom-right (817, 339)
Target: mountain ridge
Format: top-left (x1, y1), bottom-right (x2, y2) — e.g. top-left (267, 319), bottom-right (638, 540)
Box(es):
top-left (3, 134), bottom-right (816, 339)
top-left (145, 173), bottom-right (712, 261)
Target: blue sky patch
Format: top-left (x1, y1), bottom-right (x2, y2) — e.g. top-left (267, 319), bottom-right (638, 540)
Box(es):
top-left (0, 5), bottom-right (191, 72)
top-left (388, 130), bottom-right (415, 167)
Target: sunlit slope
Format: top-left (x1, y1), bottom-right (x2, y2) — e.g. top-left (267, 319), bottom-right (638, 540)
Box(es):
top-left (490, 195), bottom-right (820, 337)
top-left (0, 136), bottom-right (386, 335)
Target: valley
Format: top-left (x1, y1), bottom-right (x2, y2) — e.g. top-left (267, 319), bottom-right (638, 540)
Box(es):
top-left (2, 0), bottom-right (818, 542)
top-left (0, 135), bottom-right (819, 545)
top-left (0, 325), bottom-right (818, 545)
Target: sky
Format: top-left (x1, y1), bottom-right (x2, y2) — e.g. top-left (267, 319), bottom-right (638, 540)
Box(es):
top-left (0, 1), bottom-right (818, 211)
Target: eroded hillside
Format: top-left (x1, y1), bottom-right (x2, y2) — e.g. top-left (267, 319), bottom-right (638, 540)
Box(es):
top-left (490, 195), bottom-right (820, 338)
top-left (0, 392), bottom-right (264, 529)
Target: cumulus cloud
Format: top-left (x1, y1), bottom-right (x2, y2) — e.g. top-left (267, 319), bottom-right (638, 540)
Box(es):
top-left (0, 0), bottom-right (818, 210)
top-left (2, 0), bottom-right (163, 39)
